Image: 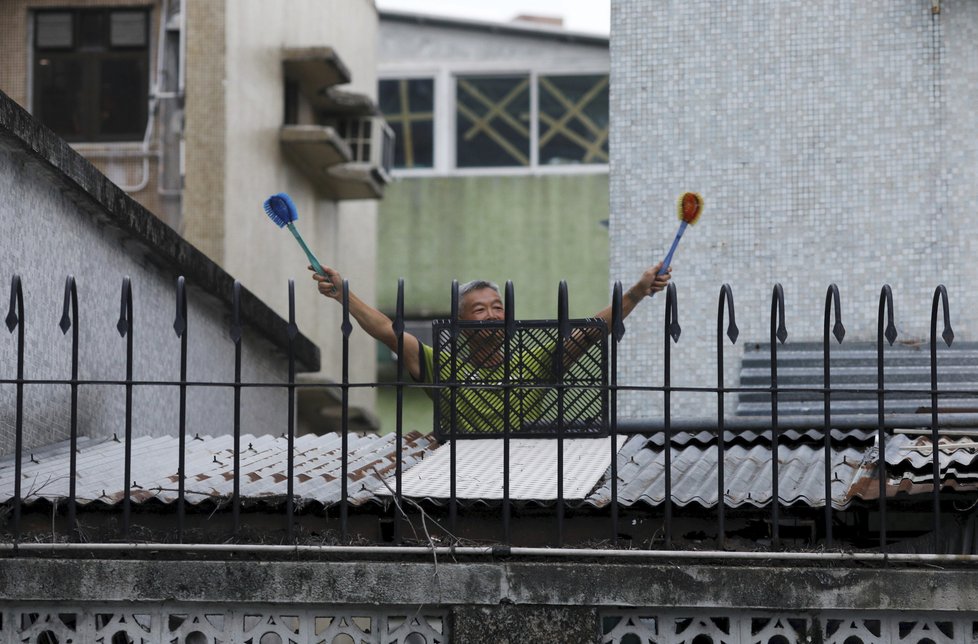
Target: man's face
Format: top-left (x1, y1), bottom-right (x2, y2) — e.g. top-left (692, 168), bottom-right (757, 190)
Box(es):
top-left (460, 287), bottom-right (504, 321)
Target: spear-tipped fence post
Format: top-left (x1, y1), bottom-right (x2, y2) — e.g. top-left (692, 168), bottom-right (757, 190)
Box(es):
top-left (393, 278), bottom-right (405, 544)
top-left (60, 276), bottom-right (80, 540)
top-left (663, 282), bottom-right (681, 547)
top-left (286, 279), bottom-right (298, 541)
top-left (6, 275), bottom-right (24, 547)
top-left (341, 279), bottom-right (353, 541)
top-left (448, 280), bottom-right (459, 537)
top-left (556, 281), bottom-right (569, 547)
top-left (822, 284), bottom-right (845, 547)
top-left (930, 284), bottom-right (953, 549)
top-left (503, 280), bottom-right (515, 544)
top-left (174, 276), bottom-right (188, 542)
top-left (117, 277), bottom-right (134, 538)
top-left (877, 284), bottom-right (897, 554)
top-left (610, 281), bottom-right (625, 546)
top-left (230, 280), bottom-right (243, 534)
top-left (717, 284), bottom-right (738, 549)
top-left (769, 284), bottom-right (788, 549)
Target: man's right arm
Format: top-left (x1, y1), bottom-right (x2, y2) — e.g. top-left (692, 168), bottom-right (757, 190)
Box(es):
top-left (311, 265), bottom-right (424, 382)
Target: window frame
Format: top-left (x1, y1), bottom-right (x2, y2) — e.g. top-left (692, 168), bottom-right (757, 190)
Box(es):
top-left (31, 6), bottom-right (152, 144)
top-left (380, 65), bottom-right (609, 178)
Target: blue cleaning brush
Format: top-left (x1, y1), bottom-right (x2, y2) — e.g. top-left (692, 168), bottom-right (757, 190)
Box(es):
top-left (262, 192), bottom-right (326, 276)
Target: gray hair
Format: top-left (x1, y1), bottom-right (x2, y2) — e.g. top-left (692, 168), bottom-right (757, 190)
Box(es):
top-left (458, 279), bottom-right (500, 298)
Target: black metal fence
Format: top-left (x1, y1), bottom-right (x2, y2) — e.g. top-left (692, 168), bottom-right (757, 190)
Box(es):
top-left (1, 274), bottom-right (969, 553)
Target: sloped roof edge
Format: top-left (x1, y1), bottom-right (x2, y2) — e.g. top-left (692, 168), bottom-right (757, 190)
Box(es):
top-left (0, 89), bottom-right (320, 371)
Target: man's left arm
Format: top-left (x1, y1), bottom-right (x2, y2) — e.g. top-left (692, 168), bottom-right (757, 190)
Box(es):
top-left (564, 262), bottom-right (672, 365)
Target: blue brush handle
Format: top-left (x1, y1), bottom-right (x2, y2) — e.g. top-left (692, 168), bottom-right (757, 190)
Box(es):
top-left (287, 223), bottom-right (327, 278)
top-left (658, 221), bottom-right (687, 275)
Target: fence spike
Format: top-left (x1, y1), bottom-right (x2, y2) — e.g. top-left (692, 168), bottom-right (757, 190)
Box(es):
top-left (60, 275), bottom-right (75, 334)
top-left (880, 284), bottom-right (897, 346)
top-left (666, 282), bottom-right (681, 342)
top-left (5, 275), bottom-right (21, 332)
top-left (392, 278), bottom-right (405, 336)
top-left (932, 285), bottom-right (953, 347)
top-left (505, 281), bottom-right (515, 339)
top-left (117, 278), bottom-right (132, 337)
top-left (287, 279), bottom-right (298, 340)
top-left (772, 284), bottom-right (787, 344)
top-left (173, 276), bottom-right (187, 337)
top-left (612, 281), bottom-right (625, 342)
top-left (341, 280), bottom-right (353, 337)
top-left (230, 280), bottom-right (242, 342)
top-left (720, 284), bottom-right (738, 344)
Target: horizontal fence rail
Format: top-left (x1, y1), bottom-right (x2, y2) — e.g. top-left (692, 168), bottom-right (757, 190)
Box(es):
top-left (1, 274), bottom-right (973, 555)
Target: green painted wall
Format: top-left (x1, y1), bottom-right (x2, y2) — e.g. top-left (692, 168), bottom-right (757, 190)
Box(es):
top-left (377, 174), bottom-right (610, 319)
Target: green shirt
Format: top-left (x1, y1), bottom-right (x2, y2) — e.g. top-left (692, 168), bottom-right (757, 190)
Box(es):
top-left (417, 340), bottom-right (558, 434)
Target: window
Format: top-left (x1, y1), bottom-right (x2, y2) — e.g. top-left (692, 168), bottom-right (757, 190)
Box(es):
top-left (538, 74), bottom-right (609, 165)
top-left (379, 78), bottom-right (434, 169)
top-left (456, 74), bottom-right (530, 168)
top-left (33, 9), bottom-right (150, 142)
top-left (379, 72), bottom-right (609, 172)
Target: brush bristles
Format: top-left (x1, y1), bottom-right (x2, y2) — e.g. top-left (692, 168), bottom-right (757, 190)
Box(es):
top-left (677, 192), bottom-right (704, 225)
top-left (263, 192), bottom-right (299, 228)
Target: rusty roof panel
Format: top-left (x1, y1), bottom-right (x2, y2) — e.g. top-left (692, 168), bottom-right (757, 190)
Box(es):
top-left (0, 432), bottom-right (438, 507)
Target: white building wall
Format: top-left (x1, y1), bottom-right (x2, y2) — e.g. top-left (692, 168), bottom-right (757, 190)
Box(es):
top-left (610, 0), bottom-right (978, 418)
top-left (221, 0), bottom-right (379, 412)
top-left (378, 19), bottom-right (608, 70)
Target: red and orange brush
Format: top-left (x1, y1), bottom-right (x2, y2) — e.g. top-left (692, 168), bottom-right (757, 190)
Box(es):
top-left (658, 192), bottom-right (704, 274)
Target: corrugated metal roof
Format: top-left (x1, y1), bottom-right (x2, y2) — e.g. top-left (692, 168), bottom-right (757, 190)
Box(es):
top-left (884, 434), bottom-right (978, 470)
top-left (387, 437), bottom-right (626, 502)
top-left (0, 432), bottom-right (438, 507)
top-left (588, 435), bottom-right (864, 510)
top-left (641, 427), bottom-right (877, 448)
top-left (589, 432), bottom-right (978, 510)
top-left (3, 429), bottom-right (975, 513)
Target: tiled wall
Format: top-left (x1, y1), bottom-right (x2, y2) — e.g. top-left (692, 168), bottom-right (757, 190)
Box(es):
top-left (610, 0), bottom-right (978, 418)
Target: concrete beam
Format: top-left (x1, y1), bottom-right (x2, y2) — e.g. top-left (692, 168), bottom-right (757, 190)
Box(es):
top-left (0, 558), bottom-right (974, 612)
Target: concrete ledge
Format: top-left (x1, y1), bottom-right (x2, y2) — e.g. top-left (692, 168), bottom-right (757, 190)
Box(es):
top-left (0, 558), bottom-right (975, 612)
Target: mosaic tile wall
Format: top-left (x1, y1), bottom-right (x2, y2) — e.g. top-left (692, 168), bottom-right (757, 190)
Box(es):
top-left (610, 0), bottom-right (978, 418)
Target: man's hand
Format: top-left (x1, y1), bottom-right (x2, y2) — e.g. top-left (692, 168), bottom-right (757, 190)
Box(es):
top-left (309, 264), bottom-right (344, 301)
top-left (628, 262), bottom-right (672, 303)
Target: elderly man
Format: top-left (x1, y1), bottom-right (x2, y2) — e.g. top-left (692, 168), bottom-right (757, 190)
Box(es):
top-left (311, 264), bottom-right (671, 389)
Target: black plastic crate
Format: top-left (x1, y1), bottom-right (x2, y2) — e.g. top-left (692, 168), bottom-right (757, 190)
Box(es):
top-left (431, 318), bottom-right (608, 439)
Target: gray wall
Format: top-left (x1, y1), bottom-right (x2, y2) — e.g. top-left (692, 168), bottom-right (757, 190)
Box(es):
top-left (2, 557), bottom-right (978, 643)
top-left (0, 92), bottom-right (318, 455)
top-left (610, 0), bottom-right (978, 417)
